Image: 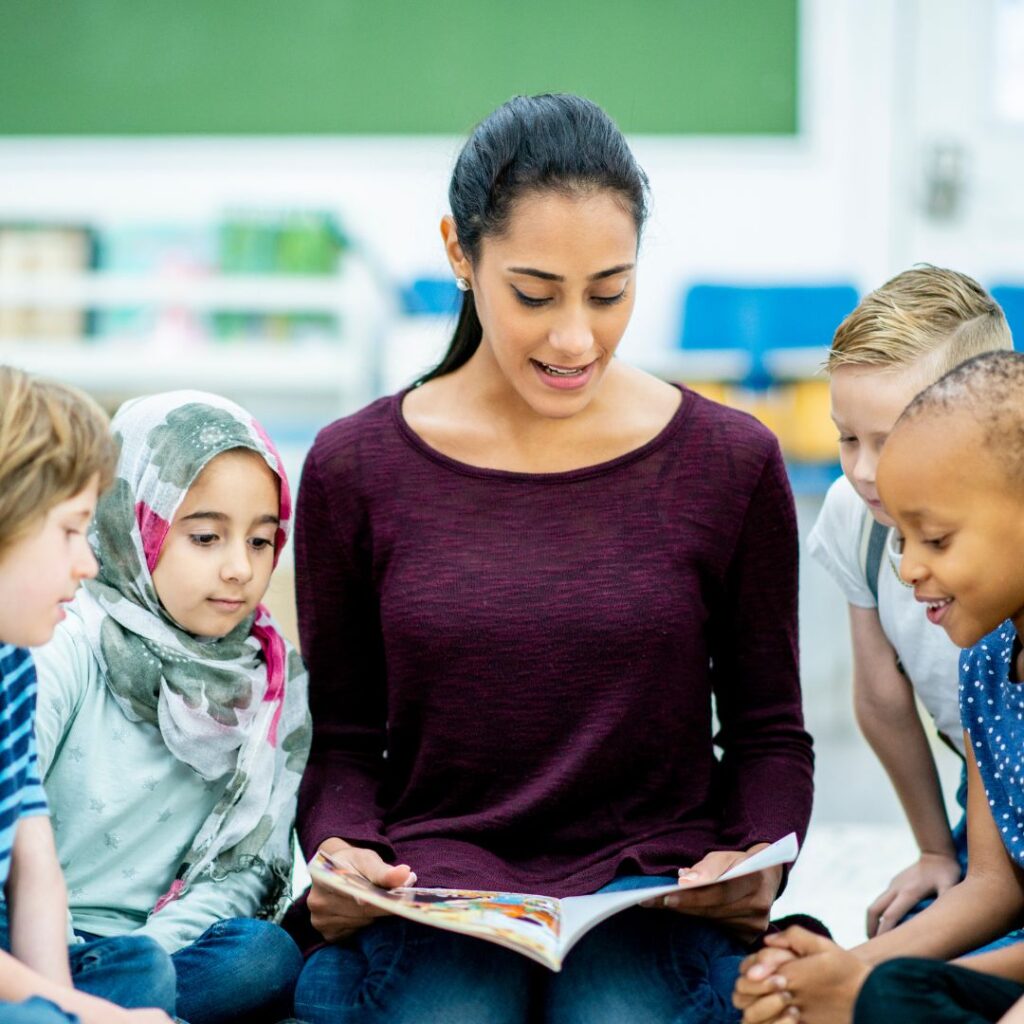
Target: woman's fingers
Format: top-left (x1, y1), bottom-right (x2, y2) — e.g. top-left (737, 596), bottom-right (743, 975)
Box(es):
top-left (309, 840), bottom-right (417, 941)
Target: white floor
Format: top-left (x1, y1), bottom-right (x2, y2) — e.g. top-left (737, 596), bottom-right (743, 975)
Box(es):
top-left (773, 726), bottom-right (961, 947)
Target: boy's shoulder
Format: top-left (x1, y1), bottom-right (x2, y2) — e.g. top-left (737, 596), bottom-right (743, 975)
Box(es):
top-left (821, 473), bottom-right (864, 519)
top-left (32, 606), bottom-right (99, 684)
top-left (806, 475), bottom-right (879, 606)
top-left (811, 475), bottom-right (868, 547)
top-left (0, 642), bottom-right (34, 695)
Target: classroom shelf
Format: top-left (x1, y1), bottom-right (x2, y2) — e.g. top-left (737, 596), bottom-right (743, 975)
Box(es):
top-left (0, 271), bottom-right (358, 313)
top-left (0, 339), bottom-right (362, 396)
top-left (0, 260), bottom-right (388, 417)
top-left (638, 349), bottom-right (750, 384)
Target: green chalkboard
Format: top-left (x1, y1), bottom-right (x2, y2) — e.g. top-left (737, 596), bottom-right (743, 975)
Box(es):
top-left (0, 1), bottom-right (798, 135)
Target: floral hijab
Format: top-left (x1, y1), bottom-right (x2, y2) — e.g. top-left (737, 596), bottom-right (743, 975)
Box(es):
top-left (72, 390), bottom-right (310, 917)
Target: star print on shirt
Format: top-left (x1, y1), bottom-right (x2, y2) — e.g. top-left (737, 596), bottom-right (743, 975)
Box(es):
top-left (157, 809), bottom-right (173, 823)
top-left (68, 746), bottom-right (85, 762)
top-left (89, 798), bottom-right (106, 813)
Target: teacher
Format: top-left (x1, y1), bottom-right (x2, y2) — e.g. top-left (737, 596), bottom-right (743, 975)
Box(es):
top-left (287, 93), bottom-right (814, 1024)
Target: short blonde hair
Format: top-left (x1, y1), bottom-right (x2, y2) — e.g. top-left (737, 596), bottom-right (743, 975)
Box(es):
top-left (0, 366), bottom-right (117, 555)
top-left (828, 266), bottom-right (1013, 382)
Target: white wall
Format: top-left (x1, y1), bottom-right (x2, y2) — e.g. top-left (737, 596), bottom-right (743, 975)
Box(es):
top-left (0, 0), bottom-right (906, 368)
top-left (0, 0), bottom-right (913, 716)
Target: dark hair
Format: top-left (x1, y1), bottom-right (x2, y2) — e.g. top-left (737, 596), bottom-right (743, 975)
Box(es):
top-left (418, 94), bottom-right (649, 384)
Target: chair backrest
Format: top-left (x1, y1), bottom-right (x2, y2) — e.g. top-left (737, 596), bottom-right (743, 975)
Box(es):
top-left (990, 285), bottom-right (1024, 351)
top-left (679, 283), bottom-right (859, 388)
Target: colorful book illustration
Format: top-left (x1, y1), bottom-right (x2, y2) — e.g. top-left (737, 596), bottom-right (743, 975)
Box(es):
top-left (309, 832), bottom-right (799, 971)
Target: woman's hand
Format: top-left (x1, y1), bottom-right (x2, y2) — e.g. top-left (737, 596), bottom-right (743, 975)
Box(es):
top-left (651, 844), bottom-right (783, 944)
top-left (866, 851), bottom-right (961, 936)
top-left (732, 927), bottom-right (870, 1024)
top-left (308, 838), bottom-right (417, 943)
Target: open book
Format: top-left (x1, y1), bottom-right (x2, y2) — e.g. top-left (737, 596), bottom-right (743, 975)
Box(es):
top-left (309, 832), bottom-right (798, 971)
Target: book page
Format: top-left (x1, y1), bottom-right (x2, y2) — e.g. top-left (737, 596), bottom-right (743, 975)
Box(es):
top-left (309, 853), bottom-right (564, 969)
top-left (558, 832), bottom-right (800, 960)
top-left (309, 832), bottom-right (798, 972)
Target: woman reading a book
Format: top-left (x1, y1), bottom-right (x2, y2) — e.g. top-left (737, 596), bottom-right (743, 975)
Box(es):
top-left (286, 93), bottom-right (814, 1024)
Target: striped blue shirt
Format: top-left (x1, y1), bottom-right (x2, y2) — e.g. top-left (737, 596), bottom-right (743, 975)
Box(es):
top-left (1, 643), bottom-right (49, 887)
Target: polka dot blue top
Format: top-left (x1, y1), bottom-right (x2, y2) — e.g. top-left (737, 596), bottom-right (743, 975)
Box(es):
top-left (962, 621), bottom-right (1024, 861)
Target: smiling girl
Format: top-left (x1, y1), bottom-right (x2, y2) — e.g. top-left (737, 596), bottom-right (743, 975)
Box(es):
top-left (30, 391), bottom-right (311, 1024)
top-left (288, 94), bottom-right (813, 1024)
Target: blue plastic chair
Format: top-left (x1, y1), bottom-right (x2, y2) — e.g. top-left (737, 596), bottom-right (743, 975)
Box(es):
top-left (400, 277), bottom-right (461, 316)
top-left (991, 286), bottom-right (1024, 351)
top-left (680, 283), bottom-right (859, 389)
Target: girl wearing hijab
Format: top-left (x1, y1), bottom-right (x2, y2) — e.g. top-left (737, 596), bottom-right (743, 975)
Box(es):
top-left (31, 391), bottom-right (311, 1024)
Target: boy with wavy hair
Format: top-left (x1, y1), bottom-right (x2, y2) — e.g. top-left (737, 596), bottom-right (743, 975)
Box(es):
top-left (0, 366), bottom-right (174, 1024)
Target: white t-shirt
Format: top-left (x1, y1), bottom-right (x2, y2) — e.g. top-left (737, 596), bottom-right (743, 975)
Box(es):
top-left (807, 474), bottom-right (964, 756)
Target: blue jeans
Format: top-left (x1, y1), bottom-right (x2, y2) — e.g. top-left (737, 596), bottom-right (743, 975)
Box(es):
top-left (0, 998), bottom-right (82, 1024)
top-left (0, 909), bottom-right (177, 1015)
top-left (2, 906), bottom-right (301, 1023)
top-left (171, 917), bottom-right (303, 1024)
top-left (294, 876), bottom-right (746, 1024)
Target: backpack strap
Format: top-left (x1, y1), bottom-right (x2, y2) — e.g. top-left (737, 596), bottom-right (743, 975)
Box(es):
top-left (859, 505), bottom-right (910, 681)
top-left (859, 509), bottom-right (889, 605)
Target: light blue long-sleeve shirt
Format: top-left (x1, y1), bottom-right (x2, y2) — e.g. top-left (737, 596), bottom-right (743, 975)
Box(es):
top-left (32, 609), bottom-right (273, 953)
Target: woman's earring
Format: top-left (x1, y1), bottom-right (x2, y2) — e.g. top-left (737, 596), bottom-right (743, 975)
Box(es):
top-left (455, 276), bottom-right (471, 292)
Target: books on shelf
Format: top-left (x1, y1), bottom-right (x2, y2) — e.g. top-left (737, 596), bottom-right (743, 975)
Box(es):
top-left (0, 211), bottom-right (351, 345)
top-left (0, 224), bottom-right (93, 339)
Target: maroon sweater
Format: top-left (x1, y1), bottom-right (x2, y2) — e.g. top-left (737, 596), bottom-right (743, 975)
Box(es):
top-left (293, 386), bottom-right (813, 906)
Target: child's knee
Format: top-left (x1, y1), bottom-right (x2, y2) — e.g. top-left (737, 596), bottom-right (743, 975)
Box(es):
top-left (120, 935), bottom-right (178, 1000)
top-left (77, 933), bottom-right (177, 1012)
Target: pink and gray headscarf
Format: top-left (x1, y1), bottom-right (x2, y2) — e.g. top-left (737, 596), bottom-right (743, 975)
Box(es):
top-left (72, 390), bottom-right (310, 917)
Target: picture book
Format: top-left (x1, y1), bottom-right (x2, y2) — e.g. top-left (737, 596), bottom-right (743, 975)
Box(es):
top-left (308, 832), bottom-right (799, 971)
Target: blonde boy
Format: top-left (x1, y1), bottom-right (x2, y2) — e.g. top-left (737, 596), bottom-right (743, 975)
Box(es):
top-left (807, 267), bottom-right (1013, 933)
top-left (0, 366), bottom-right (173, 1024)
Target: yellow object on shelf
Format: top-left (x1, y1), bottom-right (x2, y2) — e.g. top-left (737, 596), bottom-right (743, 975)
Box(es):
top-left (686, 380), bottom-right (838, 465)
top-left (684, 380), bottom-right (730, 405)
top-left (777, 380), bottom-right (837, 462)
top-left (723, 386), bottom-right (786, 441)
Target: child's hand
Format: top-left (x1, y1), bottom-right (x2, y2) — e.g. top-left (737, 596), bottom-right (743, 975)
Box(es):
top-left (647, 844), bottom-right (783, 944)
top-left (308, 838), bottom-right (417, 943)
top-left (866, 851), bottom-right (961, 936)
top-left (733, 946), bottom-right (799, 1010)
top-left (732, 927), bottom-right (870, 1024)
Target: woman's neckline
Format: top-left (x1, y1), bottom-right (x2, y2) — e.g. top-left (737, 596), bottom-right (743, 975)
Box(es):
top-left (392, 383), bottom-right (692, 482)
